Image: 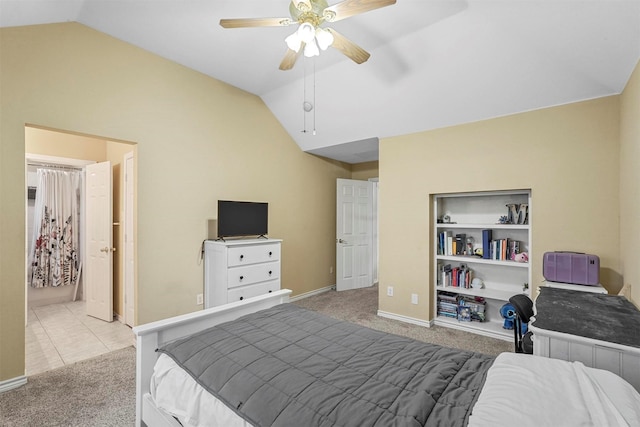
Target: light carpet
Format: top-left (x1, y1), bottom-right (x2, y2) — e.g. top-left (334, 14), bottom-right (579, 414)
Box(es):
top-left (0, 346), bottom-right (135, 427)
top-left (294, 285), bottom-right (513, 357)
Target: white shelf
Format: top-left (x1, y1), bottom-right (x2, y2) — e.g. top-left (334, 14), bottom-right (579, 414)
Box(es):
top-left (436, 255), bottom-right (529, 268)
top-left (436, 285), bottom-right (523, 301)
top-left (436, 223), bottom-right (530, 230)
top-left (433, 189), bottom-right (532, 340)
top-left (434, 316), bottom-right (512, 341)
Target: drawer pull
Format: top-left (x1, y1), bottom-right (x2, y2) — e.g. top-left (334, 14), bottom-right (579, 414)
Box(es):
top-left (239, 296), bottom-right (244, 301)
top-left (269, 290), bottom-right (272, 293)
top-left (268, 271), bottom-right (272, 276)
top-left (240, 255), bottom-right (244, 261)
top-left (269, 251), bottom-right (273, 257)
top-left (239, 276), bottom-right (244, 281)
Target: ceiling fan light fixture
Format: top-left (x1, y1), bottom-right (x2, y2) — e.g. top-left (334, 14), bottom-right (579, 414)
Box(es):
top-left (315, 27), bottom-right (334, 50)
top-left (297, 22), bottom-right (316, 44)
top-left (285, 32), bottom-right (302, 52)
top-left (303, 38), bottom-right (320, 57)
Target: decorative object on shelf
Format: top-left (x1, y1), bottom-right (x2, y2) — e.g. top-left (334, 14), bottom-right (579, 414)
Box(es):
top-left (500, 303), bottom-right (516, 330)
top-left (518, 203), bottom-right (529, 224)
top-left (471, 277), bottom-right (484, 289)
top-left (505, 203), bottom-right (529, 225)
top-left (514, 252), bottom-right (529, 263)
top-left (474, 248), bottom-right (483, 257)
top-left (506, 203), bottom-right (518, 224)
top-left (497, 215), bottom-right (509, 224)
top-left (466, 236), bottom-right (475, 256)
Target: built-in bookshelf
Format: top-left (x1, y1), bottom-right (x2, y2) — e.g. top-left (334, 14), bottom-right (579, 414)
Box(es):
top-left (433, 190), bottom-right (532, 341)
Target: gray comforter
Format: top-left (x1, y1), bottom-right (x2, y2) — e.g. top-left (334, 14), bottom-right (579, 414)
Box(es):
top-left (158, 303), bottom-right (494, 427)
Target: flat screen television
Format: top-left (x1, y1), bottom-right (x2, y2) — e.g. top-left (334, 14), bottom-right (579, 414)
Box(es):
top-left (217, 200), bottom-right (268, 239)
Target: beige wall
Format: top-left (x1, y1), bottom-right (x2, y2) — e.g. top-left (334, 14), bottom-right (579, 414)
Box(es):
top-left (620, 60), bottom-right (640, 305)
top-left (379, 96), bottom-right (621, 320)
top-left (26, 126), bottom-right (107, 161)
top-left (351, 161), bottom-right (379, 181)
top-left (0, 23), bottom-right (350, 381)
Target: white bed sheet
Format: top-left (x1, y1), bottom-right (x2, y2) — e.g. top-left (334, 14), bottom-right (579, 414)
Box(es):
top-left (151, 353), bottom-right (251, 427)
top-left (468, 353), bottom-right (640, 427)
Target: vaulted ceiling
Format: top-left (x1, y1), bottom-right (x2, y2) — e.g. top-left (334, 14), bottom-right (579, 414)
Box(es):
top-left (2, 0), bottom-right (639, 163)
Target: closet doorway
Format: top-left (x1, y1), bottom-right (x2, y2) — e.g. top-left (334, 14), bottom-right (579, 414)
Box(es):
top-left (24, 126), bottom-right (137, 375)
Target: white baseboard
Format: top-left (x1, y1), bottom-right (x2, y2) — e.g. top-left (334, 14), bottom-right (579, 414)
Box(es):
top-left (0, 375), bottom-right (27, 394)
top-left (288, 285), bottom-right (334, 302)
top-left (377, 310), bottom-right (433, 328)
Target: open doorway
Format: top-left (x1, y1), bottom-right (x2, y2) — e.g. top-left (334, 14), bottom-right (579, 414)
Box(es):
top-left (24, 125), bottom-right (137, 375)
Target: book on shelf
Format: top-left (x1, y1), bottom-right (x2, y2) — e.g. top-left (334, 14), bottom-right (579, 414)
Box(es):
top-left (439, 264), bottom-right (473, 289)
top-left (454, 233), bottom-right (466, 255)
top-left (488, 239), bottom-right (521, 261)
top-left (482, 229), bottom-right (492, 260)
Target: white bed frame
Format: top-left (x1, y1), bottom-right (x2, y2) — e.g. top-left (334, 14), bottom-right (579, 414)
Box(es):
top-left (132, 289), bottom-right (292, 427)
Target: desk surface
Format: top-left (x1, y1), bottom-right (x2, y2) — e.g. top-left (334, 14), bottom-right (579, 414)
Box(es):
top-left (532, 287), bottom-right (640, 349)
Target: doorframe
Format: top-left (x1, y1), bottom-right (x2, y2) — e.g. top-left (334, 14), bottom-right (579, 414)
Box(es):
top-left (369, 178), bottom-right (379, 284)
top-left (336, 178), bottom-right (376, 291)
top-left (123, 151), bottom-right (135, 326)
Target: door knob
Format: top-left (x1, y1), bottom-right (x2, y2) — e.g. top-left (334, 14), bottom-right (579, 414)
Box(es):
top-left (100, 247), bottom-right (116, 253)
top-left (337, 239), bottom-right (348, 244)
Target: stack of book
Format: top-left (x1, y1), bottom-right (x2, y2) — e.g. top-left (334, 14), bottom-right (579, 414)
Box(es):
top-left (437, 292), bottom-right (487, 323)
top-left (437, 291), bottom-right (458, 319)
top-left (458, 295), bottom-right (486, 322)
top-left (438, 263), bottom-right (473, 288)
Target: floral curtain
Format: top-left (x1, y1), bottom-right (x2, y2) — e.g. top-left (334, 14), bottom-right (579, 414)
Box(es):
top-left (29, 169), bottom-right (82, 288)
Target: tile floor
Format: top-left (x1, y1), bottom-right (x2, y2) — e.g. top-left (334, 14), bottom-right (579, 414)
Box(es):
top-left (26, 301), bottom-right (134, 376)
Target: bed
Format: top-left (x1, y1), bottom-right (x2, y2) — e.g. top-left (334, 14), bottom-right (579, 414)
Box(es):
top-left (133, 289), bottom-right (640, 427)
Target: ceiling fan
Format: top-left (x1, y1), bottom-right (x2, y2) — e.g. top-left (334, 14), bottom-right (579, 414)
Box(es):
top-left (220, 0), bottom-right (397, 70)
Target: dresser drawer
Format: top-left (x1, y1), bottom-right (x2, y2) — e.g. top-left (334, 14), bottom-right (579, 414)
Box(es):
top-left (227, 262), bottom-right (280, 289)
top-left (227, 280), bottom-right (280, 303)
top-left (227, 243), bottom-right (280, 267)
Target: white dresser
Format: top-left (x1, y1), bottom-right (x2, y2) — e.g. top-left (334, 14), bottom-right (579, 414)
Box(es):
top-left (204, 239), bottom-right (282, 308)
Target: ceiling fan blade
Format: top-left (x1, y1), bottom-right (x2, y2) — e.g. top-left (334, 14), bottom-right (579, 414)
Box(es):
top-left (291, 0), bottom-right (312, 12)
top-left (326, 28), bottom-right (370, 64)
top-left (279, 47), bottom-right (303, 70)
top-left (323, 0), bottom-right (396, 22)
top-left (220, 17), bottom-right (292, 28)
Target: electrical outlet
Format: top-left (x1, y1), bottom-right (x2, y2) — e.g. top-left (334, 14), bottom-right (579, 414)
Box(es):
top-left (196, 293), bottom-right (203, 305)
top-left (411, 293), bottom-right (418, 304)
top-left (387, 286), bottom-right (394, 297)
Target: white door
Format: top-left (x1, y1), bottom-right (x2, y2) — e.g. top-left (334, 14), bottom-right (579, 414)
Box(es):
top-left (85, 161), bottom-right (113, 322)
top-left (336, 179), bottom-right (374, 291)
top-left (123, 152), bottom-right (135, 326)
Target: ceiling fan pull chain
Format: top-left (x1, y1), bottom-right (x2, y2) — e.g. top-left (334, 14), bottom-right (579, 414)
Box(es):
top-left (313, 57), bottom-right (316, 135)
top-left (303, 57), bottom-right (307, 133)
